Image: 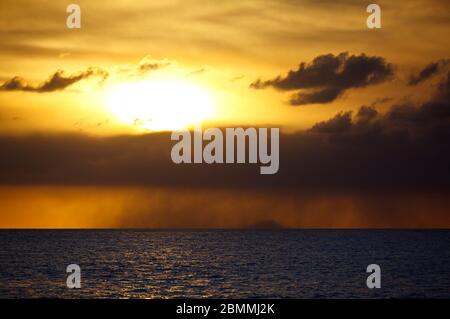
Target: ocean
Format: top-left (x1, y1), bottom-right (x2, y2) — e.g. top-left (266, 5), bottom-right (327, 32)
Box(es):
top-left (0, 230), bottom-right (449, 298)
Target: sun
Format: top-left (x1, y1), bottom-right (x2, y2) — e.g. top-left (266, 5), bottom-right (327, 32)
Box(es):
top-left (104, 79), bottom-right (215, 131)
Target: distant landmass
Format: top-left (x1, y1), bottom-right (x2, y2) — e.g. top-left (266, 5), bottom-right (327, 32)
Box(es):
top-left (245, 220), bottom-right (285, 229)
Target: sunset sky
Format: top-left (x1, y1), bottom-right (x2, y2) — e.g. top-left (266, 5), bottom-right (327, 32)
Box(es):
top-left (1, 0), bottom-right (449, 228)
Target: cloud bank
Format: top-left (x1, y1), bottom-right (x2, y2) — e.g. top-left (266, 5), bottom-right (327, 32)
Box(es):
top-left (0, 72), bottom-right (449, 190)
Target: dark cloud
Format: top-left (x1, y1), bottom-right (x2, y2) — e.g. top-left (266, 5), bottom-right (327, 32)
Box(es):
top-left (355, 105), bottom-right (378, 125)
top-left (311, 111), bottom-right (352, 133)
top-left (388, 73), bottom-right (450, 126)
top-left (139, 61), bottom-right (170, 73)
top-left (136, 57), bottom-right (172, 74)
top-left (0, 67), bottom-right (108, 93)
top-left (408, 59), bottom-right (449, 85)
top-left (312, 71), bottom-right (450, 148)
top-left (250, 52), bottom-right (394, 105)
top-left (289, 87), bottom-right (341, 105)
top-left (139, 63), bottom-right (164, 73)
top-left (369, 97), bottom-right (393, 107)
top-left (0, 121), bottom-right (448, 191)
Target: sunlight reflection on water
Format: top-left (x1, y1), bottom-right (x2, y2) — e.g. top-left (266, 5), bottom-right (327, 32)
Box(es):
top-left (0, 230), bottom-right (449, 298)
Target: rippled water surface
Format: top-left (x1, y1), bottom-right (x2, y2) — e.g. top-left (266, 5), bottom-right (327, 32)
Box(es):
top-left (0, 230), bottom-right (449, 298)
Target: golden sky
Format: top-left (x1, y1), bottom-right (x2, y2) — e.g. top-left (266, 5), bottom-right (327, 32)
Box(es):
top-left (0, 0), bottom-right (448, 134)
top-left (0, 0), bottom-right (449, 228)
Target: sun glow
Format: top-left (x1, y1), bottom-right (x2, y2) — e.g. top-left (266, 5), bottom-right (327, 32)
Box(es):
top-left (104, 80), bottom-right (215, 131)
